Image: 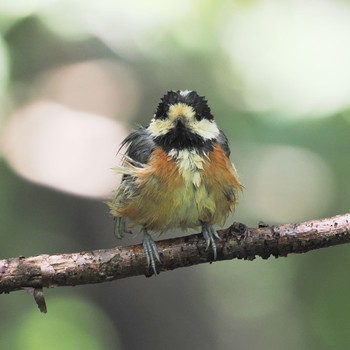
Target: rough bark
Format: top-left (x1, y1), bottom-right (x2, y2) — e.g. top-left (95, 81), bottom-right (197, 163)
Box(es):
top-left (1, 213), bottom-right (349, 300)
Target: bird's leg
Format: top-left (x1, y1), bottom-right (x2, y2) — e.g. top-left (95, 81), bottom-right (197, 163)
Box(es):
top-left (142, 229), bottom-right (161, 275)
top-left (201, 223), bottom-right (222, 260)
top-left (114, 217), bottom-right (132, 239)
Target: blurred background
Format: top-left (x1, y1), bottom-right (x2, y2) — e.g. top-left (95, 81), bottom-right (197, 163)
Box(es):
top-left (0, 0), bottom-right (349, 349)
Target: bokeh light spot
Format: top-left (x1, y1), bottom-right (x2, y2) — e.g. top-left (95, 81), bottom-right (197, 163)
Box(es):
top-left (1, 101), bottom-right (127, 198)
top-left (223, 0), bottom-right (350, 118)
top-left (16, 296), bottom-right (121, 350)
top-left (239, 144), bottom-right (335, 222)
top-left (35, 60), bottom-right (140, 121)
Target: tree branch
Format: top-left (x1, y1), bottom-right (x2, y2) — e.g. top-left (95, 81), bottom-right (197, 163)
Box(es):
top-left (1, 213), bottom-right (349, 296)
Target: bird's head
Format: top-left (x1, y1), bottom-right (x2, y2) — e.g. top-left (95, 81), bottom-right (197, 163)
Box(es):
top-left (147, 90), bottom-right (220, 152)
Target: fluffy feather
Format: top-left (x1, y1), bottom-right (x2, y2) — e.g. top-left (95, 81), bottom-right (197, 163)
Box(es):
top-left (109, 90), bottom-right (242, 242)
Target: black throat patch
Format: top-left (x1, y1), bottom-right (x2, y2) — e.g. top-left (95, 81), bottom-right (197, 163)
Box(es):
top-left (154, 125), bottom-right (215, 153)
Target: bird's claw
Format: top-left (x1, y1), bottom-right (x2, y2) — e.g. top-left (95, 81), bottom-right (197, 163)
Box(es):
top-left (142, 231), bottom-right (160, 275)
top-left (114, 217), bottom-right (132, 239)
top-left (202, 224), bottom-right (222, 260)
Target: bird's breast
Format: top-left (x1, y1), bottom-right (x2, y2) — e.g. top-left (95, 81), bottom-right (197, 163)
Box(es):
top-left (117, 145), bottom-right (241, 231)
top-left (168, 148), bottom-right (207, 188)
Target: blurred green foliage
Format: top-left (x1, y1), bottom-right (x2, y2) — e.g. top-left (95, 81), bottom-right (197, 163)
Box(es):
top-left (0, 295), bottom-right (121, 349)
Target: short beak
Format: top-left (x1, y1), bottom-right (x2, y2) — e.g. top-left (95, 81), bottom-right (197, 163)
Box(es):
top-left (176, 116), bottom-right (186, 127)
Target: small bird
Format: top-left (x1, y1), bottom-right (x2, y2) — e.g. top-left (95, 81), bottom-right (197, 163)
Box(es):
top-left (109, 90), bottom-right (242, 274)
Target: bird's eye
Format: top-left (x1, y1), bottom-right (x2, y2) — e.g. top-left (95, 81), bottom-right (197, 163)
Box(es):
top-left (195, 113), bottom-right (203, 121)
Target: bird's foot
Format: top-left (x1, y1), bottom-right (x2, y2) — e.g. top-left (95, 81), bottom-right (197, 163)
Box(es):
top-left (201, 223), bottom-right (222, 260)
top-left (114, 217), bottom-right (132, 239)
top-left (142, 231), bottom-right (161, 275)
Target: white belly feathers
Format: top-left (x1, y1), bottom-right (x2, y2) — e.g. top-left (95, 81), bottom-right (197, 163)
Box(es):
top-left (168, 149), bottom-right (208, 188)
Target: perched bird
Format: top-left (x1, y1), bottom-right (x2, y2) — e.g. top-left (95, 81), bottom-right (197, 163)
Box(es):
top-left (109, 90), bottom-right (242, 274)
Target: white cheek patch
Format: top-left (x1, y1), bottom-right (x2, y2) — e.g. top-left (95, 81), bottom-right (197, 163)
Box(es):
top-left (147, 104), bottom-right (219, 141)
top-left (189, 119), bottom-right (220, 140)
top-left (147, 118), bottom-right (173, 137)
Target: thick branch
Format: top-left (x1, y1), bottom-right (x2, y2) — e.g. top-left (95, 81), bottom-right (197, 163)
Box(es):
top-left (1, 213), bottom-right (349, 295)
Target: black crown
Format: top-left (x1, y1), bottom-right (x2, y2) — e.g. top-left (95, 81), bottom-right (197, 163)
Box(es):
top-left (154, 90), bottom-right (214, 121)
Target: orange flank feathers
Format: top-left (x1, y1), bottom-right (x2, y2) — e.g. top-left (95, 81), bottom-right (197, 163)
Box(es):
top-left (115, 144), bottom-right (242, 233)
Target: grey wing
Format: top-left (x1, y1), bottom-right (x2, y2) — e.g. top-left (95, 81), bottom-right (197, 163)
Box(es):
top-left (113, 127), bottom-right (155, 238)
top-left (120, 126), bottom-right (156, 164)
top-left (217, 130), bottom-right (239, 203)
top-left (217, 130), bottom-right (231, 157)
